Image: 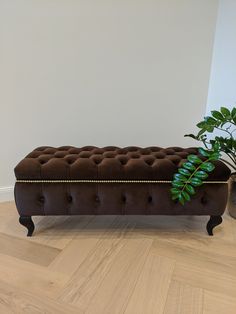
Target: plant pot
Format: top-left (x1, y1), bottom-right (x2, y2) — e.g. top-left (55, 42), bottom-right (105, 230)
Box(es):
top-left (228, 174), bottom-right (236, 219)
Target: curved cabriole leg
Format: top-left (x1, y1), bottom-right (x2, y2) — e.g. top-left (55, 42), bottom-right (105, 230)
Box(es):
top-left (19, 216), bottom-right (35, 237)
top-left (206, 215), bottom-right (223, 236)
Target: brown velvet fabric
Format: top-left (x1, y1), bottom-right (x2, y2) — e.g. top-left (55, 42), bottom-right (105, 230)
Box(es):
top-left (15, 182), bottom-right (228, 217)
top-left (14, 146), bottom-right (231, 181)
top-left (14, 146), bottom-right (231, 217)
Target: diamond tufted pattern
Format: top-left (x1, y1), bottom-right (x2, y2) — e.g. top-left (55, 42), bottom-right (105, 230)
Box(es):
top-left (14, 146), bottom-right (231, 181)
top-left (14, 146), bottom-right (230, 221)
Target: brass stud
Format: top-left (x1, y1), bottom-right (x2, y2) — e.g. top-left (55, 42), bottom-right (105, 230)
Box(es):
top-left (16, 179), bottom-right (228, 184)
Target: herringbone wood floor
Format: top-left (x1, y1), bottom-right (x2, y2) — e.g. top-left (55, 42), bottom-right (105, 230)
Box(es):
top-left (0, 202), bottom-right (236, 313)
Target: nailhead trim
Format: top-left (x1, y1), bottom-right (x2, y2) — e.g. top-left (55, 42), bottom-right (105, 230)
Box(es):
top-left (16, 179), bottom-right (228, 184)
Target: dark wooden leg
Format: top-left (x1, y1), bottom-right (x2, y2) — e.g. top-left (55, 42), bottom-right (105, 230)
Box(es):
top-left (206, 215), bottom-right (223, 236)
top-left (19, 216), bottom-right (35, 237)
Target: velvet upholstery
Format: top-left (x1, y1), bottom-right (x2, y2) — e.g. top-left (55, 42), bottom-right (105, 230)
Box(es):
top-left (14, 146), bottom-right (230, 218)
top-left (15, 146), bottom-right (230, 181)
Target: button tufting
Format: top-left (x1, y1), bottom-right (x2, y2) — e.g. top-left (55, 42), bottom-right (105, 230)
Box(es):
top-left (95, 195), bottom-right (100, 203)
top-left (201, 194), bottom-right (208, 205)
top-left (144, 158), bottom-right (155, 166)
top-left (118, 158), bottom-right (128, 165)
top-left (67, 159), bottom-right (75, 164)
top-left (39, 196), bottom-right (45, 203)
top-left (148, 196), bottom-right (152, 203)
top-left (93, 159), bottom-right (102, 165)
top-left (16, 146), bottom-right (230, 183)
top-left (67, 195), bottom-right (73, 203)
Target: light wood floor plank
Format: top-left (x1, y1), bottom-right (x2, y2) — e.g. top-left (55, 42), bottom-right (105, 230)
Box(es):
top-left (49, 215), bottom-right (117, 276)
top-left (0, 232), bottom-right (60, 266)
top-left (124, 255), bottom-right (175, 314)
top-left (152, 232), bottom-right (236, 259)
top-left (85, 238), bottom-right (153, 314)
top-left (151, 238), bottom-right (236, 277)
top-left (0, 202), bottom-right (236, 312)
top-left (203, 290), bottom-right (236, 314)
top-left (164, 280), bottom-right (203, 314)
top-left (30, 215), bottom-right (94, 249)
top-left (173, 262), bottom-right (236, 298)
top-left (59, 216), bottom-right (137, 309)
top-left (0, 280), bottom-right (82, 314)
top-left (130, 213), bottom-right (235, 244)
top-left (0, 201), bottom-right (94, 249)
top-left (0, 253), bottom-right (69, 298)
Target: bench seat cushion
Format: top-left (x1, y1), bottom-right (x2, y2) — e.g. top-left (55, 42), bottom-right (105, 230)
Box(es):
top-left (14, 146), bottom-right (231, 181)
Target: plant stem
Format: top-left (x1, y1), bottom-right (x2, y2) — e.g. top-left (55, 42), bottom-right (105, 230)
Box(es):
top-left (215, 126), bottom-right (232, 137)
top-left (181, 158), bottom-right (211, 194)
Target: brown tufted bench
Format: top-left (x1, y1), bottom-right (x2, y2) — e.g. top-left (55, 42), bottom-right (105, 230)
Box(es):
top-left (14, 146), bottom-right (231, 236)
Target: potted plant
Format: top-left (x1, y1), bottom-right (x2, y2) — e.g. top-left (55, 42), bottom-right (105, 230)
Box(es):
top-left (171, 106), bottom-right (236, 218)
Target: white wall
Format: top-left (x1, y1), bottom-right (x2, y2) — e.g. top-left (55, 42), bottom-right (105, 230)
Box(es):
top-left (0, 0), bottom-right (218, 200)
top-left (207, 0), bottom-right (236, 113)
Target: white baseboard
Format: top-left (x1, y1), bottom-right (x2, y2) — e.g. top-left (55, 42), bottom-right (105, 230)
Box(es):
top-left (0, 186), bottom-right (14, 202)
